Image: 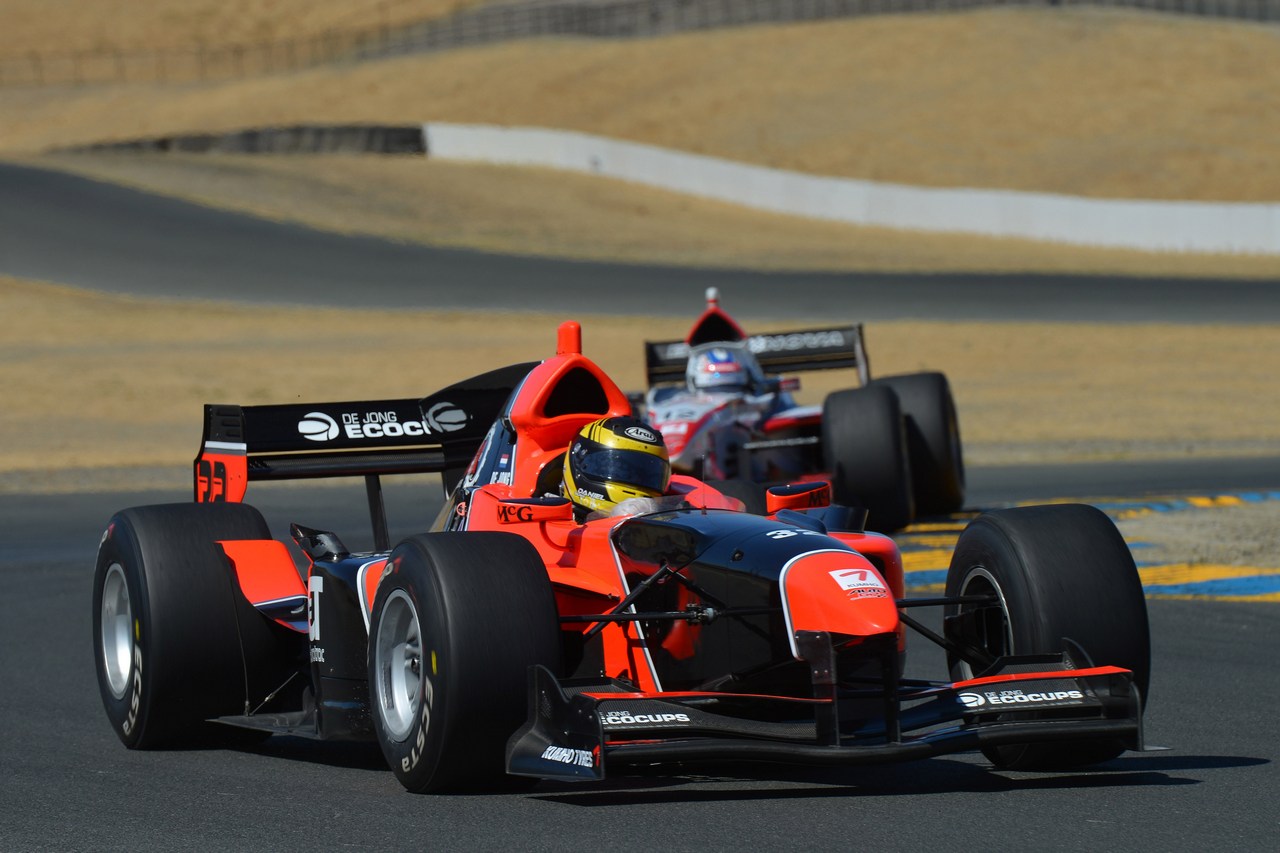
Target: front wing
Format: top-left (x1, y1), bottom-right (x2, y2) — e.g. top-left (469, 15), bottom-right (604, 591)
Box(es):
top-left (507, 658), bottom-right (1142, 781)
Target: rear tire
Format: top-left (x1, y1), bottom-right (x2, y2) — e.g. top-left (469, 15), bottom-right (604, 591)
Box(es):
top-left (944, 504), bottom-right (1150, 770)
top-left (92, 503), bottom-right (289, 748)
top-left (368, 532), bottom-right (560, 793)
top-left (821, 385), bottom-right (914, 531)
top-left (870, 371), bottom-right (965, 516)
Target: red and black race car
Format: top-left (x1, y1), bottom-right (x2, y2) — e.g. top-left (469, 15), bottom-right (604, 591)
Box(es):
top-left (640, 288), bottom-right (965, 530)
top-left (93, 321), bottom-right (1150, 794)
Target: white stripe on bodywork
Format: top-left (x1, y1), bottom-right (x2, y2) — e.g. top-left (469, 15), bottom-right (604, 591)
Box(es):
top-left (609, 520), bottom-right (664, 693)
top-left (357, 558), bottom-right (387, 633)
top-left (203, 441), bottom-right (246, 453)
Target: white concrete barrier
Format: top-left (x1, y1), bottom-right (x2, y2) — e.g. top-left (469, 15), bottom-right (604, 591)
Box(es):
top-left (423, 123), bottom-right (1280, 255)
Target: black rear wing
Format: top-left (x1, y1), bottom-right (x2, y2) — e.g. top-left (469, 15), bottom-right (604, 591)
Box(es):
top-left (644, 324), bottom-right (869, 387)
top-left (194, 362), bottom-right (535, 548)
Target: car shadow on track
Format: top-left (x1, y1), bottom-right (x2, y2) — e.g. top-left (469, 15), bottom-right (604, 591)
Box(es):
top-left (525, 755), bottom-right (1205, 806)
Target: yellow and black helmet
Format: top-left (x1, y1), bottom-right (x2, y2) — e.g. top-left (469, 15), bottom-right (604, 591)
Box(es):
top-left (563, 416), bottom-right (671, 515)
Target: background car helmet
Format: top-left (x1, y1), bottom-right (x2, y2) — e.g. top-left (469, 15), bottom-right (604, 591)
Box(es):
top-left (563, 416), bottom-right (671, 514)
top-left (687, 346), bottom-right (750, 392)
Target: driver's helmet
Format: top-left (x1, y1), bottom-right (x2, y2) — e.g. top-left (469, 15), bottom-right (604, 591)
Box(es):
top-left (563, 416), bottom-right (671, 515)
top-left (687, 345), bottom-right (751, 393)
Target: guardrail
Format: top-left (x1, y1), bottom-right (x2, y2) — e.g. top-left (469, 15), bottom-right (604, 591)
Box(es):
top-left (70, 125), bottom-right (427, 155)
top-left (4, 0), bottom-right (1279, 87)
top-left (59, 121), bottom-right (1280, 254)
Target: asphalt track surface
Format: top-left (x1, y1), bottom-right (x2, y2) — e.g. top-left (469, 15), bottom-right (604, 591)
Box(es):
top-left (4, 162), bottom-right (1280, 322)
top-left (2, 469), bottom-right (1279, 851)
top-left (2, 164), bottom-right (1278, 848)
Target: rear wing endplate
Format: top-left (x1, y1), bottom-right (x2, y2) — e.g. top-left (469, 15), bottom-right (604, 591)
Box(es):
top-left (194, 362), bottom-right (535, 548)
top-left (644, 324), bottom-right (869, 387)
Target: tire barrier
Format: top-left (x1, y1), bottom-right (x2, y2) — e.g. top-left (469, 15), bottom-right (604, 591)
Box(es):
top-left (67, 124), bottom-right (426, 155)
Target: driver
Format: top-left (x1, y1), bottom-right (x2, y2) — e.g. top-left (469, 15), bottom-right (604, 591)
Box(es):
top-left (562, 416), bottom-right (673, 520)
top-left (686, 345), bottom-right (752, 394)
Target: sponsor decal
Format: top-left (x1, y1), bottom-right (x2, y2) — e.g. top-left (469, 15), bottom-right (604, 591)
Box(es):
top-left (298, 406), bottom-right (470, 443)
top-left (624, 425), bottom-right (659, 443)
top-left (498, 504), bottom-right (535, 524)
top-left (749, 330), bottom-right (846, 354)
top-left (310, 647), bottom-right (326, 663)
top-left (424, 401), bottom-right (468, 433)
top-left (829, 568), bottom-right (887, 599)
top-left (959, 688), bottom-right (1086, 709)
top-left (540, 745), bottom-right (595, 768)
top-left (340, 411), bottom-right (424, 440)
top-left (600, 710), bottom-right (691, 728)
top-left (308, 576), bottom-right (324, 643)
top-left (401, 673), bottom-right (437, 774)
top-left (122, 642), bottom-right (143, 736)
top-left (298, 412), bottom-right (339, 441)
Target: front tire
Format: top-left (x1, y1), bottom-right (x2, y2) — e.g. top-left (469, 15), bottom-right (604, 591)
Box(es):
top-left (944, 504), bottom-right (1150, 770)
top-left (821, 385), bottom-right (914, 531)
top-left (368, 532), bottom-right (560, 793)
top-left (92, 503), bottom-right (288, 748)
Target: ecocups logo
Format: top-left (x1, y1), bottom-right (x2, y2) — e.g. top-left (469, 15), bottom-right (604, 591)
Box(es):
top-left (298, 412), bottom-right (339, 442)
top-left (624, 426), bottom-right (658, 443)
top-left (959, 688), bottom-right (1085, 709)
top-left (424, 402), bottom-right (468, 433)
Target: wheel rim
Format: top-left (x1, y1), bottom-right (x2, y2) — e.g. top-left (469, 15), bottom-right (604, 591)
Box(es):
top-left (955, 567), bottom-right (1013, 680)
top-left (374, 589), bottom-right (424, 742)
top-left (100, 563), bottom-right (133, 700)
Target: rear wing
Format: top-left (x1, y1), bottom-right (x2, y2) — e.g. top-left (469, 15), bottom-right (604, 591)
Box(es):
top-left (644, 324), bottom-right (869, 387)
top-left (194, 362), bottom-right (536, 548)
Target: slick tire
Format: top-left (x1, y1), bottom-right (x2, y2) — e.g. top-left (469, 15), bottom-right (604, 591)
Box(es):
top-left (869, 372), bottom-right (965, 516)
top-left (944, 504), bottom-right (1150, 770)
top-left (93, 502), bottom-right (281, 748)
top-left (821, 385), bottom-right (914, 532)
top-left (368, 532), bottom-right (561, 793)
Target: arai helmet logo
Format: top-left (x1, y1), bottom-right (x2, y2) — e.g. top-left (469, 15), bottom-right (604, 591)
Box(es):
top-left (424, 401), bottom-right (468, 433)
top-left (958, 692), bottom-right (985, 708)
top-left (624, 425), bottom-right (658, 443)
top-left (298, 412), bottom-right (339, 441)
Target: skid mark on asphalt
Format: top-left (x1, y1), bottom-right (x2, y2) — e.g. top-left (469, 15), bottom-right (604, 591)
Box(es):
top-left (895, 491), bottom-right (1280, 602)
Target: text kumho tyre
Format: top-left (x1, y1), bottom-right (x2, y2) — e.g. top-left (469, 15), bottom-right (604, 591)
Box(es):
top-left (870, 371), bottom-right (965, 516)
top-left (368, 532), bottom-right (560, 793)
top-left (92, 502), bottom-right (286, 748)
top-left (944, 504), bottom-right (1150, 770)
top-left (821, 385), bottom-right (914, 531)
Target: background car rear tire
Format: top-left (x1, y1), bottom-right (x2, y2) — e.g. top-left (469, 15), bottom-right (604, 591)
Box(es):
top-left (870, 371), bottom-right (965, 516)
top-left (92, 502), bottom-right (292, 748)
top-left (944, 504), bottom-right (1150, 770)
top-left (821, 385), bottom-right (914, 531)
top-left (368, 532), bottom-right (561, 793)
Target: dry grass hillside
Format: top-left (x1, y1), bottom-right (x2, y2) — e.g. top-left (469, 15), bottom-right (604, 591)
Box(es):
top-left (6, 8), bottom-right (1280, 275)
top-left (4, 8), bottom-right (1280, 201)
top-left (4, 273), bottom-right (1278, 493)
top-left (0, 0), bottom-right (480, 55)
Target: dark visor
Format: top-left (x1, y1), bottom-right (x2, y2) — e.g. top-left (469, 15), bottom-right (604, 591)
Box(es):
top-left (574, 446), bottom-right (670, 492)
